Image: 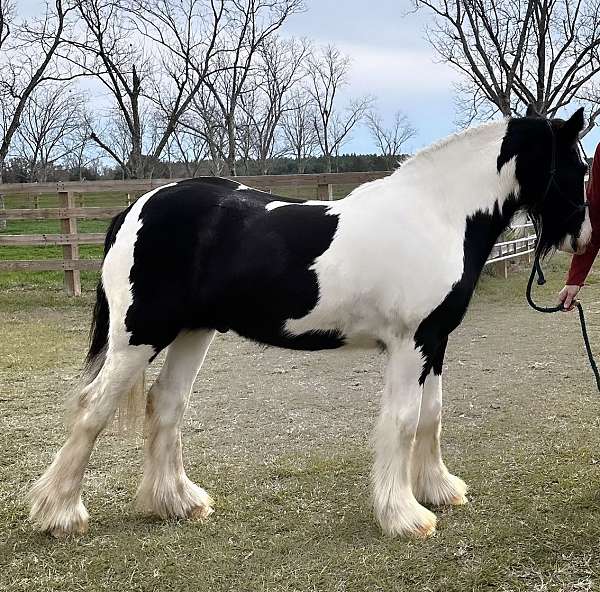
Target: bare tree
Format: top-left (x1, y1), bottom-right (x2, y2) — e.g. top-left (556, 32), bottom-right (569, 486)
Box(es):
top-left (62, 112), bottom-right (100, 181)
top-left (100, 111), bottom-right (138, 179)
top-left (203, 0), bottom-right (304, 175)
top-left (0, 0), bottom-right (13, 51)
top-left (0, 0), bottom-right (77, 180)
top-left (307, 45), bottom-right (373, 173)
top-left (71, 0), bottom-right (175, 178)
top-left (416, 0), bottom-right (600, 133)
top-left (13, 83), bottom-right (88, 181)
top-left (70, 0), bottom-right (220, 178)
top-left (280, 89), bottom-right (318, 172)
top-left (239, 36), bottom-right (310, 174)
top-left (127, 0), bottom-right (225, 168)
top-left (366, 109), bottom-right (416, 170)
top-left (179, 89), bottom-right (229, 174)
top-left (236, 95), bottom-right (257, 174)
top-left (168, 126), bottom-right (208, 177)
top-left (67, 0), bottom-right (155, 178)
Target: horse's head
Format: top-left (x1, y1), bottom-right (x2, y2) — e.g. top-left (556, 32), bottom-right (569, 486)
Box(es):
top-left (501, 107), bottom-right (591, 256)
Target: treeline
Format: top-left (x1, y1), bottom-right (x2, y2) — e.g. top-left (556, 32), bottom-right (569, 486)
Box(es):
top-left (2, 153), bottom-right (411, 184)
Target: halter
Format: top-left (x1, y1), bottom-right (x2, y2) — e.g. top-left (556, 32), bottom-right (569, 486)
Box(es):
top-left (536, 119), bottom-right (589, 221)
top-left (526, 120), bottom-right (600, 392)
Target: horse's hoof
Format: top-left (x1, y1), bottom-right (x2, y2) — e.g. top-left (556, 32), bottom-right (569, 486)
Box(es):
top-left (415, 520), bottom-right (437, 539)
top-left (450, 493), bottom-right (468, 506)
top-left (376, 496), bottom-right (437, 539)
top-left (49, 520), bottom-right (88, 539)
top-left (189, 502), bottom-right (214, 521)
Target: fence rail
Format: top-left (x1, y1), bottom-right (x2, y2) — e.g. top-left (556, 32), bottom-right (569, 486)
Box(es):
top-left (486, 227), bottom-right (537, 278)
top-left (0, 172), bottom-right (535, 294)
top-left (0, 207), bottom-right (122, 220)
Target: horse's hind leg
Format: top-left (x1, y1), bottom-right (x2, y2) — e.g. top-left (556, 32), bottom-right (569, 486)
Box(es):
top-left (28, 344), bottom-right (152, 537)
top-left (412, 337), bottom-right (467, 506)
top-left (136, 329), bottom-right (216, 521)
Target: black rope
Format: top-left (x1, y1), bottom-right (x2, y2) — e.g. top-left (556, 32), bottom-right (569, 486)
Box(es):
top-left (526, 253), bottom-right (600, 392)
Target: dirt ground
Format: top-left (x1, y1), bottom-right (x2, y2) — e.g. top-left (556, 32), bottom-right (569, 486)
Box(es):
top-left (2, 255), bottom-right (600, 591)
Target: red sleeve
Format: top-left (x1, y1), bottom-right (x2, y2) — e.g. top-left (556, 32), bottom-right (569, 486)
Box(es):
top-left (567, 143), bottom-right (600, 286)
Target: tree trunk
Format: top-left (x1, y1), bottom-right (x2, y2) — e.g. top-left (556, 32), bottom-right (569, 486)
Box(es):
top-left (130, 142), bottom-right (144, 179)
top-left (226, 117), bottom-right (237, 176)
top-left (0, 193), bottom-right (6, 230)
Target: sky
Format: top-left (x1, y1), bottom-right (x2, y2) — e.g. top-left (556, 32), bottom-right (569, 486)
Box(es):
top-left (280, 0), bottom-right (462, 154)
top-left (18, 0), bottom-right (600, 156)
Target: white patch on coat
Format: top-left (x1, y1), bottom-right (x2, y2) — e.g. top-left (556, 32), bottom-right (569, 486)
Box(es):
top-left (235, 182), bottom-right (271, 194)
top-left (284, 121), bottom-right (519, 344)
top-left (558, 202), bottom-right (592, 254)
top-left (412, 370), bottom-right (467, 506)
top-left (265, 201), bottom-right (288, 211)
top-left (579, 207), bottom-right (593, 250)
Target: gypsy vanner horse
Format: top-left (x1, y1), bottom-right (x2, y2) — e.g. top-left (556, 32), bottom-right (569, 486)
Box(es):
top-left (29, 108), bottom-right (591, 539)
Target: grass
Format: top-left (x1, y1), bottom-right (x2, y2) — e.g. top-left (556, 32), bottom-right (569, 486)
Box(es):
top-left (2, 254), bottom-right (600, 590)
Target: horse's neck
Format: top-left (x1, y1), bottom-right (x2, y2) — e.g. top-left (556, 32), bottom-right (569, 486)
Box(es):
top-left (401, 121), bottom-right (522, 274)
top-left (376, 121), bottom-right (520, 232)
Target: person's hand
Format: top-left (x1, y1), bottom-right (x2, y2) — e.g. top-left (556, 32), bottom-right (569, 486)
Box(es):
top-left (558, 285), bottom-right (581, 311)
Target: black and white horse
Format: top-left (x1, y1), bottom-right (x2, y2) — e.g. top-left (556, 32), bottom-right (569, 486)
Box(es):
top-left (29, 108), bottom-right (591, 539)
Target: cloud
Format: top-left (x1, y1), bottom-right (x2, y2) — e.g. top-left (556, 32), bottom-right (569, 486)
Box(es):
top-left (336, 43), bottom-right (460, 97)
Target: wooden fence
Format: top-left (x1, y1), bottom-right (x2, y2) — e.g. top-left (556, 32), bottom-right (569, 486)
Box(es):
top-left (0, 171), bottom-right (536, 295)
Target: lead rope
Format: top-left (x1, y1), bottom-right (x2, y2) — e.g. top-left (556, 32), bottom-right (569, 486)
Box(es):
top-left (526, 253), bottom-right (600, 392)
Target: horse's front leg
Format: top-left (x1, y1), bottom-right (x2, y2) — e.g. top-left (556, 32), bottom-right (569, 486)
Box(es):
top-left (372, 340), bottom-right (436, 538)
top-left (412, 336), bottom-right (468, 507)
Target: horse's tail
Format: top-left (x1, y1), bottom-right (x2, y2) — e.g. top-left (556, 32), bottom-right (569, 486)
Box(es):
top-left (82, 279), bottom-right (110, 386)
top-left (82, 211), bottom-right (125, 385)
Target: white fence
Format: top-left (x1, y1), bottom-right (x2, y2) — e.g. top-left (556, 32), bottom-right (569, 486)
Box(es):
top-left (486, 222), bottom-right (537, 276)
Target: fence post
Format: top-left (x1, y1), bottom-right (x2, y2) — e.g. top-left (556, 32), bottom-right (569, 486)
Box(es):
top-left (58, 190), bottom-right (81, 296)
top-left (0, 193), bottom-right (5, 230)
top-left (317, 182), bottom-right (333, 200)
top-left (492, 260), bottom-right (508, 279)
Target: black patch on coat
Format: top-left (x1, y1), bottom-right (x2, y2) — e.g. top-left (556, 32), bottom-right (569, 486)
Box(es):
top-left (414, 199), bottom-right (518, 384)
top-left (123, 178), bottom-right (343, 354)
top-left (431, 335), bottom-right (448, 376)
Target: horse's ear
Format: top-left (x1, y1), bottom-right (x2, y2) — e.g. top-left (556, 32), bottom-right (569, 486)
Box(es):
top-left (560, 107), bottom-right (585, 143)
top-left (526, 104), bottom-right (541, 118)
